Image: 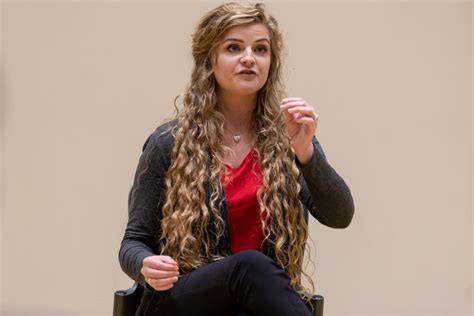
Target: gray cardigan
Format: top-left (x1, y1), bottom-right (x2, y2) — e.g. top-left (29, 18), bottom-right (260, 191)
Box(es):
top-left (119, 120), bottom-right (355, 289)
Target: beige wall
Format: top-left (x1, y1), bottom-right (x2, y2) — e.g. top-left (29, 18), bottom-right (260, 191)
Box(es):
top-left (471, 2), bottom-right (473, 315)
top-left (1, 1), bottom-right (472, 315)
top-left (0, 0), bottom-right (4, 311)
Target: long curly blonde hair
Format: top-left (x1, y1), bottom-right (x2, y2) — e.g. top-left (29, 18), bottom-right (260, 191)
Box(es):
top-left (159, 2), bottom-right (315, 301)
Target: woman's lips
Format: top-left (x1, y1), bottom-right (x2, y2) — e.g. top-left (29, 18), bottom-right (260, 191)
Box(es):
top-left (238, 70), bottom-right (256, 75)
top-left (237, 71), bottom-right (257, 77)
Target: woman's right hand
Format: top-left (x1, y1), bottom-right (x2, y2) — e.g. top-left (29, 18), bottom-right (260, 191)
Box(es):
top-left (141, 255), bottom-right (180, 291)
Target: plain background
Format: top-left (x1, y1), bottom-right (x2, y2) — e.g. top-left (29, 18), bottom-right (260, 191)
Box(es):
top-left (0, 0), bottom-right (472, 315)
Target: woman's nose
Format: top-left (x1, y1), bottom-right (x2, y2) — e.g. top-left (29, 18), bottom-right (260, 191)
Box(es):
top-left (240, 48), bottom-right (255, 65)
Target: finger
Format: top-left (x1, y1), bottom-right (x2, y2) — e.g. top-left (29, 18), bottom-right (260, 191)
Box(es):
top-left (280, 105), bottom-right (297, 122)
top-left (142, 267), bottom-right (180, 279)
top-left (160, 261), bottom-right (179, 271)
top-left (161, 256), bottom-right (178, 265)
top-left (295, 116), bottom-right (317, 125)
top-left (140, 265), bottom-right (179, 279)
top-left (280, 100), bottom-right (306, 110)
top-left (288, 108), bottom-right (318, 120)
top-left (281, 97), bottom-right (303, 104)
top-left (144, 257), bottom-right (179, 271)
top-left (144, 268), bottom-right (180, 279)
top-left (292, 111), bottom-right (316, 121)
top-left (281, 102), bottom-right (308, 122)
top-left (149, 275), bottom-right (179, 288)
top-left (287, 106), bottom-right (316, 117)
top-left (146, 277), bottom-right (176, 292)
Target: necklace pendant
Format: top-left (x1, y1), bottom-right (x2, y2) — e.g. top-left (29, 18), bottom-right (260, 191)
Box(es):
top-left (233, 135), bottom-right (241, 143)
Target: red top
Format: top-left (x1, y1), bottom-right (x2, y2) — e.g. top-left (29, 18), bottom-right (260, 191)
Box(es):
top-left (221, 149), bottom-right (267, 254)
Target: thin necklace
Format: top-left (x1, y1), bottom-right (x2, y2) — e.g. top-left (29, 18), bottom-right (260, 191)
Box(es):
top-left (225, 121), bottom-right (253, 144)
top-left (225, 126), bottom-right (246, 143)
top-left (230, 130), bottom-right (257, 145)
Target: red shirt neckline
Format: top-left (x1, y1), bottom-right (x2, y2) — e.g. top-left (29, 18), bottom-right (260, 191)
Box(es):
top-left (224, 149), bottom-right (255, 171)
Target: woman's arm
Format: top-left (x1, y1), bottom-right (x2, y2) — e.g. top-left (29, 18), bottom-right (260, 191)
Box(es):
top-left (280, 97), bottom-right (354, 228)
top-left (297, 136), bottom-right (355, 228)
top-left (118, 122), bottom-right (174, 289)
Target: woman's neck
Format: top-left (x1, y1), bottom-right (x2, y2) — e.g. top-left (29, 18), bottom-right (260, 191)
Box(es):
top-left (218, 91), bottom-right (257, 133)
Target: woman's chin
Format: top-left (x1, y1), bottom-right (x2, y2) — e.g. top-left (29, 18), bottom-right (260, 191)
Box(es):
top-left (231, 85), bottom-right (264, 96)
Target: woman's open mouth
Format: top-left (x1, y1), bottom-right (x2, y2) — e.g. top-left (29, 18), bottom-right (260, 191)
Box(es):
top-left (238, 70), bottom-right (256, 76)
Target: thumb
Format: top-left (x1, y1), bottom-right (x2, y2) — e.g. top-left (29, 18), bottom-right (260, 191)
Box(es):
top-left (161, 256), bottom-right (178, 266)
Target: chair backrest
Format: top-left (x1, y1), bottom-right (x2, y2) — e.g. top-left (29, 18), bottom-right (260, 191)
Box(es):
top-left (113, 282), bottom-right (143, 316)
top-left (113, 282), bottom-right (324, 316)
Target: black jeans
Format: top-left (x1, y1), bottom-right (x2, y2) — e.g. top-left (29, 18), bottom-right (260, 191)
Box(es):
top-left (136, 250), bottom-right (312, 316)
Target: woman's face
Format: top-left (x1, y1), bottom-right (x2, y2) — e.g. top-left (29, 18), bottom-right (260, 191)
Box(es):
top-left (212, 23), bottom-right (271, 98)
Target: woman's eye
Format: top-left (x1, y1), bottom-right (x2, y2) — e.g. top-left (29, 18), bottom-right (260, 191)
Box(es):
top-left (225, 44), bottom-right (268, 54)
top-left (227, 44), bottom-right (240, 53)
top-left (255, 46), bottom-right (268, 54)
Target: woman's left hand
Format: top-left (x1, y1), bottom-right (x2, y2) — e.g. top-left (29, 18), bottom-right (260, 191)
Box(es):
top-left (280, 97), bottom-right (319, 165)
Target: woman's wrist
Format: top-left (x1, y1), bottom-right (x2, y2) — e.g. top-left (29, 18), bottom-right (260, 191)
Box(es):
top-left (294, 143), bottom-right (314, 166)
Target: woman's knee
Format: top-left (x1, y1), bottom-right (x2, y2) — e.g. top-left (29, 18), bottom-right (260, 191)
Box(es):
top-left (231, 250), bottom-right (275, 271)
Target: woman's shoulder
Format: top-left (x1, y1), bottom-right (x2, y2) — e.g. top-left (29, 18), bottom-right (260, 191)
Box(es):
top-left (142, 119), bottom-right (177, 152)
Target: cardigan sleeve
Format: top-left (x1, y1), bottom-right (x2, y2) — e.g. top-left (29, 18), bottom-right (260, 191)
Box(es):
top-left (118, 123), bottom-right (174, 289)
top-left (297, 136), bottom-right (355, 228)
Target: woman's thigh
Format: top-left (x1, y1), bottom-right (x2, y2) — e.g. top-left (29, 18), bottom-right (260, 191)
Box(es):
top-left (139, 250), bottom-right (311, 316)
top-left (142, 254), bottom-right (240, 316)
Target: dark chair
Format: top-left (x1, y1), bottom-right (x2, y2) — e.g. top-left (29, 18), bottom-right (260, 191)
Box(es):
top-left (113, 281), bottom-right (324, 316)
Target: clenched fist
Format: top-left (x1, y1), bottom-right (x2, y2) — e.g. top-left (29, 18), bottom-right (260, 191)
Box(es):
top-left (141, 255), bottom-right (180, 291)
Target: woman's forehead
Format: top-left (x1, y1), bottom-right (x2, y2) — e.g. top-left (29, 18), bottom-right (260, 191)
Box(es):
top-left (221, 23), bottom-right (270, 42)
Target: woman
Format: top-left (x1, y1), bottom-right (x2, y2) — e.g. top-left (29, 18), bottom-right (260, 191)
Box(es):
top-left (119, 3), bottom-right (354, 316)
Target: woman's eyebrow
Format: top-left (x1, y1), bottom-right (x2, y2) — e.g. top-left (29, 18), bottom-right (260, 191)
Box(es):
top-left (223, 38), bottom-right (270, 44)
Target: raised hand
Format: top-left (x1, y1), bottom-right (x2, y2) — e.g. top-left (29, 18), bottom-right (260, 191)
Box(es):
top-left (280, 97), bottom-right (319, 165)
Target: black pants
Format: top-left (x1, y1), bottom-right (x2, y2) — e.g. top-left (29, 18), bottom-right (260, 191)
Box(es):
top-left (136, 250), bottom-right (312, 316)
